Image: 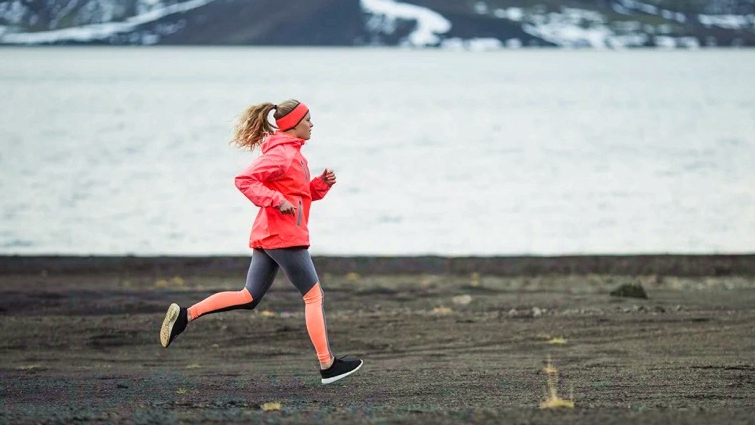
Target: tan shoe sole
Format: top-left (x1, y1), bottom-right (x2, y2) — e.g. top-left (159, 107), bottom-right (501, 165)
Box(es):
top-left (160, 303), bottom-right (180, 348)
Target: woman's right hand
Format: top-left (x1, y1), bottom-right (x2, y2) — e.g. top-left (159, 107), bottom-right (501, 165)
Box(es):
top-left (277, 199), bottom-right (296, 215)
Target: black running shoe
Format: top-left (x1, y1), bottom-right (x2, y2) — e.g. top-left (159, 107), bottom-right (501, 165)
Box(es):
top-left (160, 303), bottom-right (188, 348)
top-left (320, 356), bottom-right (363, 384)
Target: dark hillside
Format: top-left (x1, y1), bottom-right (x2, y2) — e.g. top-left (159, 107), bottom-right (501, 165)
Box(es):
top-left (155, 0), bottom-right (367, 45)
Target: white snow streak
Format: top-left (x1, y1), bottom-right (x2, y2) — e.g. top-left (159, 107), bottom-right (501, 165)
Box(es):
top-left (0, 0), bottom-right (215, 44)
top-left (360, 0), bottom-right (451, 47)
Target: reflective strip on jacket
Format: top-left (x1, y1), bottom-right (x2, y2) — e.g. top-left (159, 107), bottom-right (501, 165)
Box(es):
top-left (234, 132), bottom-right (331, 249)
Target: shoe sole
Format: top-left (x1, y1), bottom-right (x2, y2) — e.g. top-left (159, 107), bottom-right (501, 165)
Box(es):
top-left (321, 360), bottom-right (363, 385)
top-left (160, 303), bottom-right (180, 348)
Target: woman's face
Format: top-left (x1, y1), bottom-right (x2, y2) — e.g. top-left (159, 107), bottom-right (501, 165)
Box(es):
top-left (291, 112), bottom-right (313, 140)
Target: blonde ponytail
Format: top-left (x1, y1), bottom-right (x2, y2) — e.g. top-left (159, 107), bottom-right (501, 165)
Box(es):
top-left (231, 102), bottom-right (277, 151)
top-left (231, 99), bottom-right (302, 151)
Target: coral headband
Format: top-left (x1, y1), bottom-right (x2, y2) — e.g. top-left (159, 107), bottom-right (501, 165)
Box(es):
top-left (276, 103), bottom-right (309, 131)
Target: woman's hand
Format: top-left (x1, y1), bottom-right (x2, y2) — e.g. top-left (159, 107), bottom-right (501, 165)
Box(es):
top-left (277, 199), bottom-right (296, 215)
top-left (319, 168), bottom-right (336, 186)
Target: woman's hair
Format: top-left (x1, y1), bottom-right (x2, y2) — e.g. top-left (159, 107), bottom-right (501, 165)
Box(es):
top-left (232, 99), bottom-right (301, 151)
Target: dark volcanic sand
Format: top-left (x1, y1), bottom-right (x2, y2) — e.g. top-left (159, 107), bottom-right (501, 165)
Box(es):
top-left (1, 271), bottom-right (754, 424)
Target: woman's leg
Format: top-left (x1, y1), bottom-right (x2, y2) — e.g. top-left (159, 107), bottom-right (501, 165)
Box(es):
top-left (160, 249), bottom-right (279, 348)
top-left (265, 247), bottom-right (363, 384)
top-left (187, 249), bottom-right (279, 321)
top-left (263, 248), bottom-right (334, 368)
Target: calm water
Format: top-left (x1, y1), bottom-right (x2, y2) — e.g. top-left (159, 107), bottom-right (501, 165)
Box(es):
top-left (1, 47), bottom-right (754, 256)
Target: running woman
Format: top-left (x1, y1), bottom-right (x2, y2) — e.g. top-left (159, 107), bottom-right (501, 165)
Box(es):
top-left (159, 99), bottom-right (362, 385)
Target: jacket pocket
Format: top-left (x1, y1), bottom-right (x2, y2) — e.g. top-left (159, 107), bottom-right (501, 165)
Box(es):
top-left (296, 198), bottom-right (302, 227)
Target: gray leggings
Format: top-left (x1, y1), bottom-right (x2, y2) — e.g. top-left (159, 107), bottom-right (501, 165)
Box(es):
top-left (244, 248), bottom-right (320, 305)
top-left (190, 248), bottom-right (321, 317)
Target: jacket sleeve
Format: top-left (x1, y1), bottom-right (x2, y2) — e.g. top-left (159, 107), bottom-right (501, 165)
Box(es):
top-left (309, 177), bottom-right (331, 201)
top-left (235, 150), bottom-right (292, 208)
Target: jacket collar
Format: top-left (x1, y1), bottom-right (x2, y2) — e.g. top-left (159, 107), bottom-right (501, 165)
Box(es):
top-left (260, 132), bottom-right (305, 153)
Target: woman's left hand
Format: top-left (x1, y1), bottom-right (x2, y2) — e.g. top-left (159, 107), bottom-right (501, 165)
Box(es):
top-left (319, 168), bottom-right (336, 186)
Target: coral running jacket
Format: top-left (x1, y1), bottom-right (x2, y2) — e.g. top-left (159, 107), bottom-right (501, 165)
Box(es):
top-left (235, 132), bottom-right (331, 249)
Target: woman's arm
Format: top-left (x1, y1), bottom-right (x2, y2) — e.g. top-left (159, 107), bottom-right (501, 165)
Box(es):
top-left (235, 150), bottom-right (292, 208)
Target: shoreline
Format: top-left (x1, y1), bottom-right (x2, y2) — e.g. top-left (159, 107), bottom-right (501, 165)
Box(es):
top-left (2, 254), bottom-right (755, 277)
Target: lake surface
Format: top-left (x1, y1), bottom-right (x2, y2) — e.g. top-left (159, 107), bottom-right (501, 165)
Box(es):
top-left (1, 47), bottom-right (754, 256)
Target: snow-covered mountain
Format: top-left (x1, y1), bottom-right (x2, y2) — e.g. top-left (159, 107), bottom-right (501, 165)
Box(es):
top-left (1, 0), bottom-right (754, 47)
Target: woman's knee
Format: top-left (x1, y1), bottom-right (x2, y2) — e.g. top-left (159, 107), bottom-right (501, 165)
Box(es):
top-left (238, 287), bottom-right (257, 309)
top-left (303, 282), bottom-right (323, 304)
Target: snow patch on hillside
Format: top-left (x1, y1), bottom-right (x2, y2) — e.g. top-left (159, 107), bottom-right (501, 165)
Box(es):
top-left (361, 0), bottom-right (451, 47)
top-left (0, 0), bottom-right (214, 44)
top-left (698, 13), bottom-right (755, 29)
top-left (0, 0), bottom-right (27, 25)
top-left (614, 0), bottom-right (687, 22)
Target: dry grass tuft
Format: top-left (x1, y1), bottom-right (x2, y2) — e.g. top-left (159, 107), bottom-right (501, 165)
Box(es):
top-left (538, 334), bottom-right (567, 344)
top-left (452, 294), bottom-right (473, 305)
top-left (17, 364), bottom-right (42, 371)
top-left (431, 306), bottom-right (453, 315)
top-left (154, 276), bottom-right (186, 288)
top-left (261, 402), bottom-right (281, 411)
top-left (540, 355), bottom-right (575, 409)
